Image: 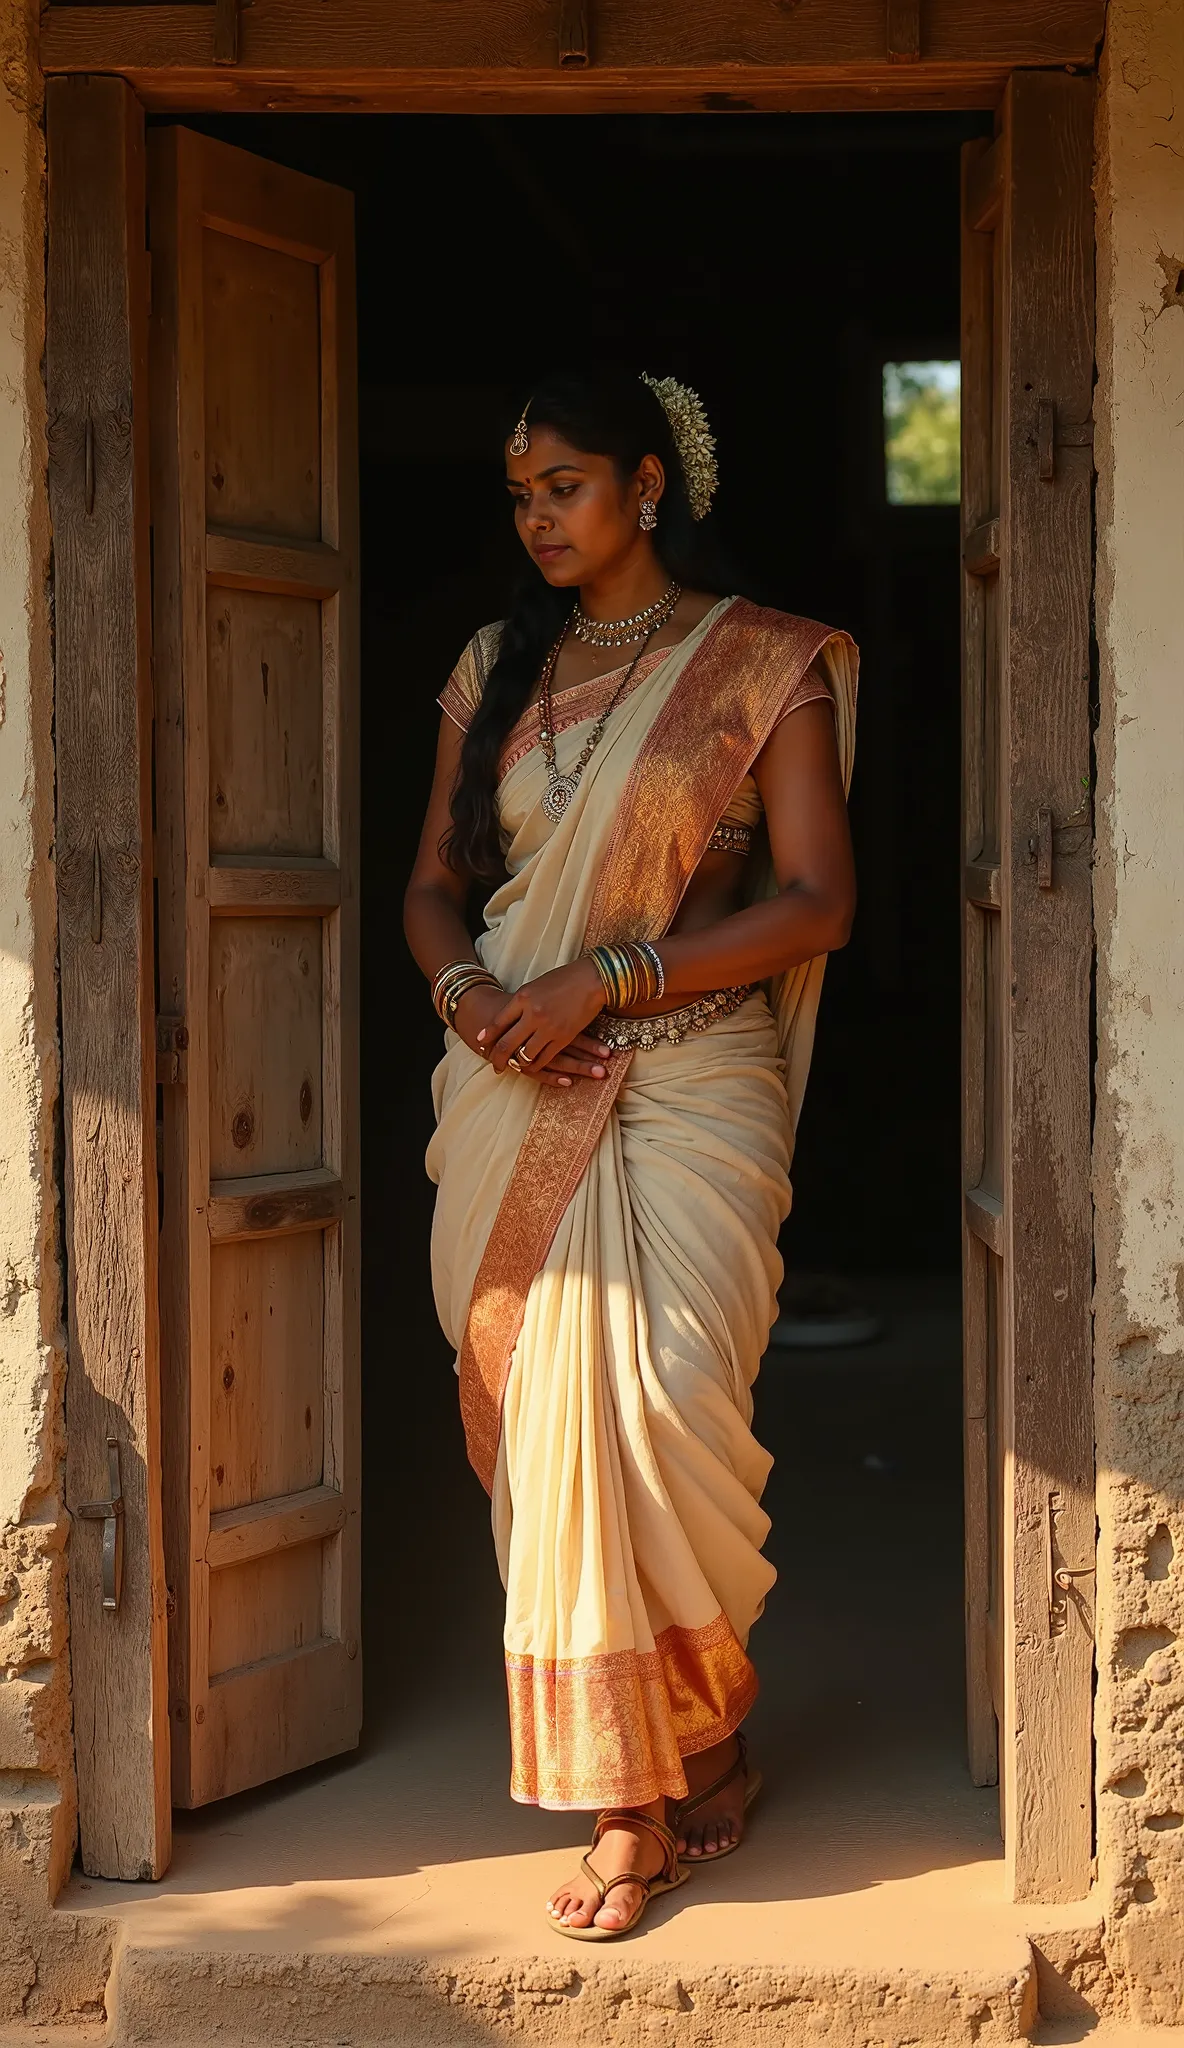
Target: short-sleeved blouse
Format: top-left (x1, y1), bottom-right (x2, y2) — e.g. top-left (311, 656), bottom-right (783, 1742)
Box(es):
top-left (438, 618), bottom-right (832, 832)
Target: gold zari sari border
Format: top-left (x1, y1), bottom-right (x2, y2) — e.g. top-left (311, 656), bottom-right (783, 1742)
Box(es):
top-left (506, 1609), bottom-right (758, 1810)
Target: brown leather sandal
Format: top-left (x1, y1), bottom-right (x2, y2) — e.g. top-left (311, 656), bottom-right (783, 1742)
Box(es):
top-left (671, 1729), bottom-right (763, 1862)
top-left (550, 1808), bottom-right (688, 1941)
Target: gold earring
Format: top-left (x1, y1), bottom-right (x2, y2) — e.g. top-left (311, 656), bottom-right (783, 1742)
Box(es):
top-left (639, 499), bottom-right (658, 533)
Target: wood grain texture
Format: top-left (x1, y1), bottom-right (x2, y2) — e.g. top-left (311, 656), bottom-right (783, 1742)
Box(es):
top-left (213, 0), bottom-right (238, 64)
top-left (965, 1186), bottom-right (1005, 1257)
top-left (206, 1483), bottom-right (346, 1569)
top-left (965, 135), bottom-right (1003, 232)
top-left (206, 532), bottom-right (342, 597)
top-left (885, 0), bottom-right (920, 64)
top-left (150, 125), bottom-right (361, 1810)
top-left (959, 133), bottom-right (998, 1796)
top-left (963, 519), bottom-right (1000, 578)
top-left (46, 75), bottom-right (171, 1883)
top-left (965, 860), bottom-right (1001, 910)
top-left (40, 0), bottom-right (1106, 111)
top-left (207, 591), bottom-right (324, 856)
top-left (208, 860), bottom-right (341, 914)
top-left (996, 68), bottom-right (1095, 1905)
top-left (207, 1167), bottom-right (344, 1242)
top-left (209, 1233), bottom-right (325, 1512)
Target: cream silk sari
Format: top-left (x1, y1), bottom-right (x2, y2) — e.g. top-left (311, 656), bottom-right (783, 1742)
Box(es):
top-left (427, 597), bottom-right (857, 1810)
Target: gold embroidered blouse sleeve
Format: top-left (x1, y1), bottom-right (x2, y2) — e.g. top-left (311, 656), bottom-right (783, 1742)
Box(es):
top-left (438, 620), bottom-right (505, 732)
top-left (709, 656), bottom-right (833, 851)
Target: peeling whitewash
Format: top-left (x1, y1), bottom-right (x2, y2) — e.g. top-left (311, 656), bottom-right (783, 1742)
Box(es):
top-left (1093, 0), bottom-right (1184, 2020)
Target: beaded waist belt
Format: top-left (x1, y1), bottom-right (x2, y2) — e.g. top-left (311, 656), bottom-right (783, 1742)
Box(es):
top-left (594, 984), bottom-right (755, 1052)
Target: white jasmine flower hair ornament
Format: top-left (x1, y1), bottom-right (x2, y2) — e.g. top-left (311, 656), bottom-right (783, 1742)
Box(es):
top-left (640, 373), bottom-right (719, 522)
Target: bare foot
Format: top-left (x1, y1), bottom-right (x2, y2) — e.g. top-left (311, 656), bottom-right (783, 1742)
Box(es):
top-left (546, 1802), bottom-right (668, 1933)
top-left (672, 1734), bottom-right (749, 1860)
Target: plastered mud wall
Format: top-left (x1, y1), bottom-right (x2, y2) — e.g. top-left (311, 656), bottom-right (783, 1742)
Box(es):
top-left (1093, 0), bottom-right (1184, 2020)
top-left (0, 0), bottom-right (110, 2019)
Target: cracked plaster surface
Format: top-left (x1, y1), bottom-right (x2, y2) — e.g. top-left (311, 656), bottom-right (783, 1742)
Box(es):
top-left (1094, 0), bottom-right (1184, 2020)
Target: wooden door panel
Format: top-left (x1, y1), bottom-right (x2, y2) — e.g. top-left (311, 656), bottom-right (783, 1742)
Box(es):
top-left (151, 125), bottom-right (360, 1809)
top-left (209, 919), bottom-right (324, 1175)
top-left (207, 590), bottom-right (325, 855)
top-left (210, 1234), bottom-right (327, 1511)
top-left (203, 231), bottom-right (322, 537)
top-left (960, 72), bottom-right (1095, 1903)
top-left (209, 1544), bottom-right (327, 1678)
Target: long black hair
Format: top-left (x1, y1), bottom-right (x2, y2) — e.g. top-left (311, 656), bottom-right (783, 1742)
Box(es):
top-left (446, 367), bottom-right (721, 881)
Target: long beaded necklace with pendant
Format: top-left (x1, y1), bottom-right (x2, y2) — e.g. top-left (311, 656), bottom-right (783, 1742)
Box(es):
top-left (572, 581), bottom-right (681, 649)
top-left (537, 617), bottom-right (657, 823)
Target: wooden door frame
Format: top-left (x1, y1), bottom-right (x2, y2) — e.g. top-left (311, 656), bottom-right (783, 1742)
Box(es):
top-left (48, 40), bottom-right (1100, 1892)
top-left (47, 75), bottom-right (171, 1882)
top-left (41, 0), bottom-right (1103, 115)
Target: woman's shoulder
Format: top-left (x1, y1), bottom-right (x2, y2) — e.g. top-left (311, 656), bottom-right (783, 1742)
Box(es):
top-left (725, 597), bottom-right (844, 648)
top-left (439, 620), bottom-right (506, 731)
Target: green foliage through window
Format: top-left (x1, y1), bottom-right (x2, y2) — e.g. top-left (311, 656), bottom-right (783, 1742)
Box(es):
top-left (883, 360), bottom-right (960, 505)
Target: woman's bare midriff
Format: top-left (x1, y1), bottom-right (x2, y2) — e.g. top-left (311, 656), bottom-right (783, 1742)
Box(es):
top-left (619, 850), bottom-right (749, 1019)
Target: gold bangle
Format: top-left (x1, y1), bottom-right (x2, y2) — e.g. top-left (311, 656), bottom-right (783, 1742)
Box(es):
top-left (587, 946), bottom-right (620, 1006)
top-left (586, 941), bottom-right (660, 1012)
top-left (432, 962), bottom-right (500, 1024)
top-left (431, 958), bottom-right (479, 1003)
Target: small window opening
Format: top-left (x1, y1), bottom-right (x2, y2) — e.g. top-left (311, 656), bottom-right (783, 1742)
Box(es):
top-left (883, 359), bottom-right (961, 505)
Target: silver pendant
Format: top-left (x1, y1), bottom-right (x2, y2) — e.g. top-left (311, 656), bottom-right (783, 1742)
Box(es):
top-left (542, 771), bottom-right (580, 821)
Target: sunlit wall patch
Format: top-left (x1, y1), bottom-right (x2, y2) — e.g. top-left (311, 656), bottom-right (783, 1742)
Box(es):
top-left (883, 360), bottom-right (961, 505)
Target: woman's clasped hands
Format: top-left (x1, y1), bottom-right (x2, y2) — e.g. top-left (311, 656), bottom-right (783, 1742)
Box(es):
top-left (455, 961), bottom-right (613, 1086)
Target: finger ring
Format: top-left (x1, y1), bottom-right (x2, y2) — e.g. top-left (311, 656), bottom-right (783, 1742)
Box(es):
top-left (507, 1057), bottom-right (522, 1073)
top-left (517, 1047), bottom-right (533, 1065)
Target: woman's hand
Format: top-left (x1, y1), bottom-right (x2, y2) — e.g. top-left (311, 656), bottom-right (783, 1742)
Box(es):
top-left (476, 961), bottom-right (612, 1081)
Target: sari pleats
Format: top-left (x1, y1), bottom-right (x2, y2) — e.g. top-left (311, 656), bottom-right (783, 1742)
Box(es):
top-left (493, 996), bottom-right (786, 1809)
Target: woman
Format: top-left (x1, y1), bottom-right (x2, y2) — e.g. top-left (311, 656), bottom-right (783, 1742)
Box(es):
top-left (404, 369), bottom-right (857, 1939)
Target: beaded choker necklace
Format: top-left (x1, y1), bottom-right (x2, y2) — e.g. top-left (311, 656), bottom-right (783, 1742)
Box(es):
top-left (572, 582), bottom-right (681, 649)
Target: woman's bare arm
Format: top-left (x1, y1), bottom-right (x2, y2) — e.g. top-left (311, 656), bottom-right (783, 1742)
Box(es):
top-left (402, 713), bottom-right (480, 983)
top-left (402, 714), bottom-right (612, 1083)
top-left (652, 698), bottom-right (855, 992)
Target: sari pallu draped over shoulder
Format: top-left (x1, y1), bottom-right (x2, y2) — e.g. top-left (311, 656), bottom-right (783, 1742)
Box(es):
top-left (427, 597), bottom-right (857, 1810)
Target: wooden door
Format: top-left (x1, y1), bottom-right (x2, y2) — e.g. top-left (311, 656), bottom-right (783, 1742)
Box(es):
top-left (149, 127), bottom-right (361, 1806)
top-left (960, 72), bottom-right (1095, 1903)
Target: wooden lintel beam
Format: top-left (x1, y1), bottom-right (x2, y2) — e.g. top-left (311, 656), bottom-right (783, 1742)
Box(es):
top-left (39, 0), bottom-right (1106, 112)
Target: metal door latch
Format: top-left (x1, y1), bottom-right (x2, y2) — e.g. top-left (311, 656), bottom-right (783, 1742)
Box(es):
top-left (77, 1437), bottom-right (124, 1612)
top-left (1047, 1487), bottom-right (1094, 1638)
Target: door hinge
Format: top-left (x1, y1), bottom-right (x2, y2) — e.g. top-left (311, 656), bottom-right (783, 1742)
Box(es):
top-left (76, 1437), bottom-right (125, 1612)
top-left (1037, 399), bottom-right (1095, 481)
top-left (156, 1013), bottom-right (189, 1086)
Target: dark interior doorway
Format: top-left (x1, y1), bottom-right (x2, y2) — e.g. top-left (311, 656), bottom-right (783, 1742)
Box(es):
top-left (165, 108), bottom-right (993, 1853)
